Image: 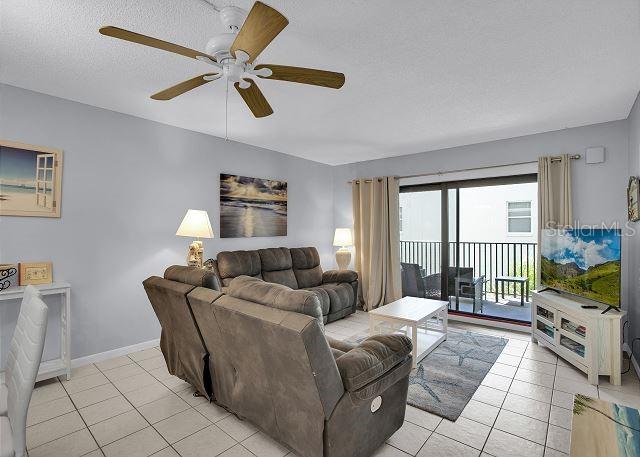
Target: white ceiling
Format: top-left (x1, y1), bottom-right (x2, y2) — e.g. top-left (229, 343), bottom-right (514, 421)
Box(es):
top-left (2, 0), bottom-right (640, 165)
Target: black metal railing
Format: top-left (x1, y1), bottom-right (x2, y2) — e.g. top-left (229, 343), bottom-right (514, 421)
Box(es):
top-left (400, 240), bottom-right (537, 299)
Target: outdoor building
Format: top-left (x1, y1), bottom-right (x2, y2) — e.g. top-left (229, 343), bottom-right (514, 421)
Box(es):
top-left (400, 183), bottom-right (538, 244)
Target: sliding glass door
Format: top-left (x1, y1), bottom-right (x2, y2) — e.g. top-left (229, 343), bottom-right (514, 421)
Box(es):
top-left (399, 174), bottom-right (537, 324)
top-left (399, 188), bottom-right (443, 299)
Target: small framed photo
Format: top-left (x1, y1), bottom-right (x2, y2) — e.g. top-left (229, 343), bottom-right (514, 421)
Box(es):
top-left (628, 176), bottom-right (639, 222)
top-left (19, 262), bottom-right (53, 285)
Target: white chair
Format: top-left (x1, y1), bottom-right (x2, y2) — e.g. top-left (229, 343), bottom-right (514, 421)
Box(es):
top-left (0, 287), bottom-right (48, 457)
top-left (0, 286), bottom-right (39, 417)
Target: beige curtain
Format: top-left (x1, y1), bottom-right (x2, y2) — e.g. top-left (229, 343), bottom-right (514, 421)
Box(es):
top-left (538, 154), bottom-right (573, 229)
top-left (537, 154), bottom-right (573, 287)
top-left (352, 176), bottom-right (402, 311)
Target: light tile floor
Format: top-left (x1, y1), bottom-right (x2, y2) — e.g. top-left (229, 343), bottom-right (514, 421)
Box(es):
top-left (23, 311), bottom-right (640, 457)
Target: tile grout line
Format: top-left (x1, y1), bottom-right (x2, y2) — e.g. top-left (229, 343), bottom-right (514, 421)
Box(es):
top-left (57, 377), bottom-right (104, 456)
top-left (95, 353), bottom-right (192, 456)
top-left (111, 351), bottom-right (256, 457)
top-left (479, 338), bottom-right (520, 455)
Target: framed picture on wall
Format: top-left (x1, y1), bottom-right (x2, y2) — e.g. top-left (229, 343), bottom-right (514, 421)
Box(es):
top-left (0, 140), bottom-right (63, 217)
top-left (219, 173), bottom-right (287, 238)
top-left (628, 176), bottom-right (639, 222)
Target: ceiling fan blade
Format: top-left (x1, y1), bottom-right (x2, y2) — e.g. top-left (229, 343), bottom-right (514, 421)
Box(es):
top-left (99, 26), bottom-right (216, 62)
top-left (151, 73), bottom-right (220, 100)
top-left (230, 2), bottom-right (288, 63)
top-left (234, 78), bottom-right (273, 118)
top-left (253, 64), bottom-right (345, 89)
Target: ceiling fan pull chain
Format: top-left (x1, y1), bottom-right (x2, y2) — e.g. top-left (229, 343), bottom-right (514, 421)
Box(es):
top-left (225, 77), bottom-right (229, 141)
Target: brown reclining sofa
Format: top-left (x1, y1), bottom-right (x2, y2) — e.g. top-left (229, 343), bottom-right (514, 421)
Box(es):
top-left (210, 247), bottom-right (358, 323)
top-left (143, 265), bottom-right (413, 457)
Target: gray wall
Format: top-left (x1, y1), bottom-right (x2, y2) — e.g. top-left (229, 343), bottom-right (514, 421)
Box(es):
top-left (2, 81), bottom-right (635, 364)
top-left (333, 120), bottom-right (631, 313)
top-left (627, 93), bottom-right (640, 354)
top-left (0, 84), bottom-right (335, 362)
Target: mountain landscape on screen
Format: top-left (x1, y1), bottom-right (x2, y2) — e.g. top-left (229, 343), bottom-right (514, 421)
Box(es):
top-left (541, 228), bottom-right (621, 307)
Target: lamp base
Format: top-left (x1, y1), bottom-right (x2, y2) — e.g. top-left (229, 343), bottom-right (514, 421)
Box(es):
top-left (187, 240), bottom-right (204, 268)
top-left (335, 248), bottom-right (352, 270)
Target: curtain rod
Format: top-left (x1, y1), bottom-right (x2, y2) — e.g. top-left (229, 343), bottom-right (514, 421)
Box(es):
top-left (348, 154), bottom-right (581, 184)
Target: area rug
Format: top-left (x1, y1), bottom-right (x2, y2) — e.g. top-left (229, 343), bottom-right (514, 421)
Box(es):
top-left (347, 329), bottom-right (507, 421)
top-left (571, 394), bottom-right (640, 457)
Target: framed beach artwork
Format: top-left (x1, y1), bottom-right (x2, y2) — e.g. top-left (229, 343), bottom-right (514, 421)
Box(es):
top-left (220, 173), bottom-right (287, 238)
top-left (571, 395), bottom-right (640, 457)
top-left (0, 140), bottom-right (63, 217)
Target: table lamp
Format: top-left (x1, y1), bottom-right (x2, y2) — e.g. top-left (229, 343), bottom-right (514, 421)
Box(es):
top-left (176, 209), bottom-right (213, 268)
top-left (333, 228), bottom-right (353, 270)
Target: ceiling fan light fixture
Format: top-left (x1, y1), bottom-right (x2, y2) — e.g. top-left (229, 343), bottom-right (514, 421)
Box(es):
top-left (223, 61), bottom-right (245, 83)
top-left (205, 33), bottom-right (237, 62)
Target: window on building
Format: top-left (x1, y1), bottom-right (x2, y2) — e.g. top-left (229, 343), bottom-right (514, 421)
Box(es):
top-left (507, 201), bottom-right (532, 234)
top-left (399, 206), bottom-right (403, 232)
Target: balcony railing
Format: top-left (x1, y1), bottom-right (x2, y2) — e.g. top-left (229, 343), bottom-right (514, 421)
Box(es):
top-left (400, 240), bottom-right (537, 299)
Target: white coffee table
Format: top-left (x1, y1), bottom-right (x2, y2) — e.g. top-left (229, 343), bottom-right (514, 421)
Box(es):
top-left (368, 296), bottom-right (448, 368)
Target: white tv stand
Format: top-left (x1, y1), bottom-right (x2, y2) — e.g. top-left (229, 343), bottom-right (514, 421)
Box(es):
top-left (531, 291), bottom-right (625, 385)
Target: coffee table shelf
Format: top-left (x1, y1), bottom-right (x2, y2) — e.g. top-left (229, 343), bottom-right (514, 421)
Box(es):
top-left (369, 296), bottom-right (448, 368)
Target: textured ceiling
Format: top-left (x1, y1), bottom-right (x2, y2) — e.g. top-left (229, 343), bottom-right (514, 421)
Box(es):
top-left (2, 0), bottom-right (640, 165)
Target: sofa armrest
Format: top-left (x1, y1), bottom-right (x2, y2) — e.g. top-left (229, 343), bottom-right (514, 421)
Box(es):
top-left (326, 335), bottom-right (358, 354)
top-left (323, 270), bottom-right (358, 284)
top-left (335, 334), bottom-right (412, 393)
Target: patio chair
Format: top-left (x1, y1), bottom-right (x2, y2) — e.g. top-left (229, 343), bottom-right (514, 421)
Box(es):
top-left (400, 262), bottom-right (427, 297)
top-left (400, 263), bottom-right (443, 299)
top-left (424, 267), bottom-right (486, 311)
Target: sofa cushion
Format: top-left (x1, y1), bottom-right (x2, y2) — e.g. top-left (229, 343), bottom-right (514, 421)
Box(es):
top-left (291, 247), bottom-right (323, 288)
top-left (227, 276), bottom-right (323, 328)
top-left (316, 282), bottom-right (354, 313)
top-left (164, 265), bottom-right (221, 290)
top-left (326, 336), bottom-right (358, 353)
top-left (335, 334), bottom-right (412, 391)
top-left (217, 250), bottom-right (262, 286)
top-left (303, 287), bottom-right (330, 316)
top-left (258, 248), bottom-right (299, 289)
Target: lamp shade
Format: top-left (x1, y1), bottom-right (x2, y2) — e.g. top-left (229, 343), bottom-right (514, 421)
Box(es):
top-left (176, 210), bottom-right (214, 238)
top-left (333, 228), bottom-right (353, 247)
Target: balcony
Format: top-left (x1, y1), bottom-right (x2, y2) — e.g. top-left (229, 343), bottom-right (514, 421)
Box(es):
top-left (400, 240), bottom-right (536, 323)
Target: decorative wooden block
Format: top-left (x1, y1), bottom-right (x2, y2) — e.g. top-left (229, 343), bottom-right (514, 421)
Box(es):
top-left (0, 264), bottom-right (19, 290)
top-left (19, 262), bottom-right (53, 285)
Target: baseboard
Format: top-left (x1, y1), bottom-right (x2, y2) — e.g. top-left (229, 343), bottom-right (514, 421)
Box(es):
top-left (623, 342), bottom-right (640, 381)
top-left (71, 338), bottom-right (160, 369)
top-left (448, 313), bottom-right (531, 333)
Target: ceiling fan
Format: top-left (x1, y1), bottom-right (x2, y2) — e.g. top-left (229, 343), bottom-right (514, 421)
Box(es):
top-left (99, 1), bottom-right (345, 118)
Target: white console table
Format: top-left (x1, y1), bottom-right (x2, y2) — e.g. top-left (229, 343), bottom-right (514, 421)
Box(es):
top-left (531, 291), bottom-right (625, 385)
top-left (0, 282), bottom-right (71, 382)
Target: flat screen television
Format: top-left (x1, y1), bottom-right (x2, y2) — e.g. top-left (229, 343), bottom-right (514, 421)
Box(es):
top-left (540, 228), bottom-right (621, 308)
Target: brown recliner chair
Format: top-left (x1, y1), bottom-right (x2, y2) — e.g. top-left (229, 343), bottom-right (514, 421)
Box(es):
top-left (142, 266), bottom-right (219, 399)
top-left (210, 247), bottom-right (358, 323)
top-left (143, 267), bottom-right (412, 457)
